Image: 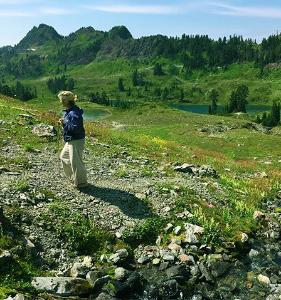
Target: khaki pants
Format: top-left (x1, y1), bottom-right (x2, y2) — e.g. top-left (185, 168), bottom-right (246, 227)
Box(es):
top-left (60, 139), bottom-right (87, 186)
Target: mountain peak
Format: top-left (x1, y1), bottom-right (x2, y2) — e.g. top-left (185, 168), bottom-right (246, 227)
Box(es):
top-left (74, 26), bottom-right (96, 34)
top-left (16, 24), bottom-right (63, 50)
top-left (108, 26), bottom-right (132, 40)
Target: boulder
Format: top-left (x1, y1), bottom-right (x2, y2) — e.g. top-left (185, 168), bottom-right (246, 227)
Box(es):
top-left (249, 249), bottom-right (259, 259)
top-left (70, 262), bottom-right (90, 278)
top-left (164, 223), bottom-right (173, 233)
top-left (145, 279), bottom-right (180, 299)
top-left (183, 223), bottom-right (204, 244)
top-left (174, 164), bottom-right (194, 174)
top-left (166, 265), bottom-right (189, 281)
top-left (208, 261), bottom-right (231, 278)
top-left (163, 254), bottom-right (175, 262)
top-left (86, 270), bottom-right (103, 285)
top-left (152, 258), bottom-right (160, 265)
top-left (0, 250), bottom-right (12, 264)
top-left (178, 254), bottom-right (190, 263)
top-left (241, 233), bottom-right (249, 243)
top-left (31, 277), bottom-right (92, 296)
top-left (95, 293), bottom-right (120, 300)
top-left (174, 164), bottom-right (218, 178)
top-left (257, 274), bottom-right (271, 285)
top-left (253, 211), bottom-right (265, 221)
top-left (92, 275), bottom-right (110, 292)
top-left (137, 256), bottom-right (150, 264)
top-left (115, 267), bottom-right (127, 281)
top-left (167, 242), bottom-right (182, 252)
top-left (199, 262), bottom-right (214, 282)
top-left (32, 124), bottom-right (56, 137)
top-left (159, 262), bottom-right (169, 271)
top-left (114, 271), bottom-right (142, 298)
top-left (4, 294), bottom-right (25, 300)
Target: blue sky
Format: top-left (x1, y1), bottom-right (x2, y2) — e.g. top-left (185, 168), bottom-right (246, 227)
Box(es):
top-left (1, 0), bottom-right (281, 46)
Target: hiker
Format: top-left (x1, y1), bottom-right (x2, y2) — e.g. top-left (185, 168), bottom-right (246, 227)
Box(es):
top-left (58, 91), bottom-right (88, 188)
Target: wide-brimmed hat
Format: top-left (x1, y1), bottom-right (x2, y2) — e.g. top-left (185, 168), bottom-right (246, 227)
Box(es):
top-left (57, 91), bottom-right (77, 103)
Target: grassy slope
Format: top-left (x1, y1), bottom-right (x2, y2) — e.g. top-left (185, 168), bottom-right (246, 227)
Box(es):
top-left (1, 95), bottom-right (279, 237)
top-left (2, 59), bottom-right (281, 297)
top-left (17, 59), bottom-right (281, 107)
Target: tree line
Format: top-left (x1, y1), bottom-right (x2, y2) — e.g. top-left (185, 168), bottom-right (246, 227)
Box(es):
top-left (47, 75), bottom-right (75, 94)
top-left (207, 85), bottom-right (281, 127)
top-left (0, 80), bottom-right (37, 101)
top-left (89, 91), bottom-right (135, 109)
top-left (3, 30), bottom-right (281, 74)
top-left (256, 101), bottom-right (280, 127)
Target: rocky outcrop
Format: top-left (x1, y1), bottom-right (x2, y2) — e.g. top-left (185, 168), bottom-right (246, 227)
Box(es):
top-left (31, 277), bottom-right (92, 296)
top-left (174, 163), bottom-right (218, 178)
top-left (32, 124), bottom-right (56, 137)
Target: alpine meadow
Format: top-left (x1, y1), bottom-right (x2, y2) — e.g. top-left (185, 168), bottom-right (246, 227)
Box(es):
top-left (1, 22), bottom-right (281, 300)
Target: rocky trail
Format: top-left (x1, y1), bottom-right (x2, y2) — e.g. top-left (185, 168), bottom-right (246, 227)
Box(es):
top-left (1, 124), bottom-right (281, 299)
top-left (0, 135), bottom-right (221, 261)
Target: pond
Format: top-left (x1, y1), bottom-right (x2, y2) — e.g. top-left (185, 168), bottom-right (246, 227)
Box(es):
top-left (61, 107), bottom-right (111, 121)
top-left (170, 104), bottom-right (271, 115)
top-left (82, 108), bottom-right (111, 121)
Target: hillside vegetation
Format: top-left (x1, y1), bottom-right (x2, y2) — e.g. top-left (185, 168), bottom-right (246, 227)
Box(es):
top-left (1, 24), bottom-right (281, 106)
top-left (1, 24), bottom-right (281, 299)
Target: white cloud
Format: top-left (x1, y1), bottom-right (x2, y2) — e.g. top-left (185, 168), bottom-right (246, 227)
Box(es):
top-left (0, 0), bottom-right (41, 4)
top-left (0, 10), bottom-right (34, 17)
top-left (84, 4), bottom-right (182, 15)
top-left (210, 2), bottom-right (281, 18)
top-left (40, 7), bottom-right (75, 15)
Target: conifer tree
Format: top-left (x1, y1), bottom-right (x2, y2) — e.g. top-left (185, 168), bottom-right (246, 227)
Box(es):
top-left (209, 89), bottom-right (219, 114)
top-left (180, 89), bottom-right (184, 101)
top-left (118, 78), bottom-right (125, 92)
top-left (153, 63), bottom-right (164, 75)
top-left (162, 87), bottom-right (169, 100)
top-left (227, 85), bottom-right (249, 113)
top-left (271, 101), bottom-right (280, 125)
top-left (132, 70), bottom-right (139, 86)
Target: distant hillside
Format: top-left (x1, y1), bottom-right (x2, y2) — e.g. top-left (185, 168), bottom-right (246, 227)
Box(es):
top-left (16, 24), bottom-right (63, 51)
top-left (1, 23), bottom-right (281, 73)
top-left (1, 24), bottom-right (281, 106)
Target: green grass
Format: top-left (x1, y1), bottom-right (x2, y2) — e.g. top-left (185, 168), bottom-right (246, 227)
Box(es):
top-left (1, 68), bottom-right (281, 294)
top-left (84, 103), bottom-right (281, 245)
top-left (37, 199), bottom-right (115, 255)
top-left (1, 95), bottom-right (279, 240)
top-left (17, 58), bottom-right (281, 106)
top-left (0, 233), bottom-right (43, 299)
top-left (122, 216), bottom-right (166, 247)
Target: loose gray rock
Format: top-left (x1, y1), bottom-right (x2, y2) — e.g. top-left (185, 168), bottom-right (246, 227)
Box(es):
top-left (174, 163), bottom-right (218, 178)
top-left (110, 249), bottom-right (129, 264)
top-left (32, 124), bottom-right (56, 137)
top-left (257, 274), bottom-right (271, 285)
top-left (249, 249), bottom-right (259, 259)
top-left (163, 254), bottom-right (175, 262)
top-left (199, 262), bottom-right (214, 282)
top-left (208, 261), bottom-right (231, 278)
top-left (166, 265), bottom-right (189, 280)
top-left (92, 275), bottom-right (110, 292)
top-left (115, 267), bottom-right (127, 281)
top-left (95, 293), bottom-right (119, 300)
top-left (137, 256), bottom-right (150, 264)
top-left (31, 277), bottom-right (92, 296)
top-left (184, 223), bottom-right (204, 244)
top-left (70, 262), bottom-right (90, 278)
top-left (0, 250), bottom-right (12, 264)
top-left (86, 270), bottom-right (103, 285)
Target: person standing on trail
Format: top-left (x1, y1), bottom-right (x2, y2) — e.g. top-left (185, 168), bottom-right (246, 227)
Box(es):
top-left (58, 91), bottom-right (88, 188)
